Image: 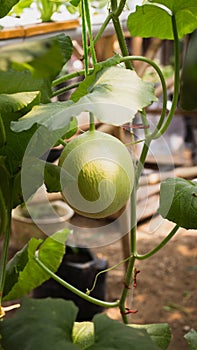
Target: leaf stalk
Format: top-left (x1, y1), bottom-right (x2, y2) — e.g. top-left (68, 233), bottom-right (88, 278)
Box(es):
top-left (34, 250), bottom-right (120, 309)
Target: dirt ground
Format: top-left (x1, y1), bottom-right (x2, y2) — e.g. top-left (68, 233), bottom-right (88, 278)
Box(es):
top-left (90, 216), bottom-right (197, 350)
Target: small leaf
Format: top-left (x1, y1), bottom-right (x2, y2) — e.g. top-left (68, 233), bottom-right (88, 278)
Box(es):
top-left (88, 314), bottom-right (160, 349)
top-left (8, 0), bottom-right (33, 16)
top-left (184, 329), bottom-right (197, 350)
top-left (0, 35), bottom-right (73, 102)
top-left (158, 177), bottom-right (197, 229)
top-left (70, 0), bottom-right (81, 7)
top-left (44, 162), bottom-right (62, 193)
top-left (73, 322), bottom-right (94, 348)
top-left (180, 30), bottom-right (197, 111)
top-left (127, 1), bottom-right (197, 40)
top-left (0, 298), bottom-right (79, 350)
top-left (0, 0), bottom-right (20, 18)
top-left (3, 230), bottom-right (70, 301)
top-left (0, 91), bottom-right (40, 116)
top-left (130, 323), bottom-right (171, 350)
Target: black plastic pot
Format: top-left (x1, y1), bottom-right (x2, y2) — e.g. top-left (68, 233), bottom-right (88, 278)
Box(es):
top-left (33, 246), bottom-right (108, 321)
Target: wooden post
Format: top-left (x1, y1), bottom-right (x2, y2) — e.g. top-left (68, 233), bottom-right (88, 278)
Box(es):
top-left (95, 34), bottom-right (116, 61)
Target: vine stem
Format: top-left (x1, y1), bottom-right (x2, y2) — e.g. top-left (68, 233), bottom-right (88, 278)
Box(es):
top-left (114, 0), bottom-right (127, 17)
top-left (136, 224), bottom-right (180, 260)
top-left (119, 256), bottom-right (135, 323)
top-left (128, 14), bottom-right (179, 184)
top-left (89, 112), bottom-right (95, 131)
top-left (118, 54), bottom-right (167, 185)
top-left (119, 185), bottom-right (137, 323)
top-left (84, 0), bottom-right (97, 67)
top-left (87, 255), bottom-right (132, 295)
top-left (82, 0), bottom-right (97, 130)
top-left (51, 82), bottom-right (80, 98)
top-left (0, 189), bottom-right (7, 237)
top-left (92, 0), bottom-right (127, 47)
top-left (118, 14), bottom-right (180, 321)
top-left (34, 250), bottom-right (120, 309)
top-left (56, 138), bottom-right (67, 147)
top-left (0, 207), bottom-right (12, 308)
top-left (140, 109), bottom-right (150, 138)
top-left (156, 15), bottom-right (180, 137)
top-left (81, 0), bottom-right (89, 76)
top-left (93, 13), bottom-right (113, 45)
top-left (52, 70), bottom-right (87, 88)
top-left (119, 223), bottom-right (179, 323)
top-left (111, 0), bottom-right (133, 70)
top-left (112, 17), bottom-right (132, 70)
top-left (119, 55), bottom-right (168, 138)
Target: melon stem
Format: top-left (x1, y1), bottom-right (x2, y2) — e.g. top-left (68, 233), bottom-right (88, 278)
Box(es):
top-left (89, 112), bottom-right (95, 131)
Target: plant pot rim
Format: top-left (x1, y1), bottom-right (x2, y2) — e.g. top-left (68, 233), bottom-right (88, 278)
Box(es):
top-left (12, 200), bottom-right (74, 225)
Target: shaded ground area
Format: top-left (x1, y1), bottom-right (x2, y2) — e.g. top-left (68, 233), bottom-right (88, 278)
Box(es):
top-left (91, 217), bottom-right (197, 350)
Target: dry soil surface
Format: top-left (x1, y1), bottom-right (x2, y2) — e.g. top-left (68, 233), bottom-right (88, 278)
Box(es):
top-left (90, 216), bottom-right (197, 350)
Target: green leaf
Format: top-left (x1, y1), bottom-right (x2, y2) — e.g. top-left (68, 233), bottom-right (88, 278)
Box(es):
top-left (180, 30), bottom-right (197, 111)
top-left (70, 0), bottom-right (81, 7)
top-left (3, 230), bottom-right (70, 301)
top-left (0, 0), bottom-right (20, 18)
top-left (158, 177), bottom-right (197, 229)
top-left (0, 125), bottom-right (38, 176)
top-left (12, 66), bottom-right (157, 131)
top-left (14, 123), bottom-right (74, 204)
top-left (11, 100), bottom-right (75, 132)
top-left (44, 162), bottom-right (62, 193)
top-left (0, 156), bottom-right (11, 206)
top-left (0, 91), bottom-right (65, 180)
top-left (127, 1), bottom-right (197, 40)
top-left (0, 91), bottom-right (40, 116)
top-left (0, 70), bottom-right (51, 103)
top-left (9, 0), bottom-right (33, 16)
top-left (0, 34), bottom-right (73, 102)
top-left (71, 66), bottom-right (157, 125)
top-left (88, 314), bottom-right (160, 349)
top-left (80, 66), bottom-right (157, 125)
top-left (129, 323), bottom-right (171, 350)
top-left (0, 34), bottom-right (72, 78)
top-left (0, 91), bottom-right (40, 175)
top-left (19, 158), bottom-right (51, 203)
top-left (71, 55), bottom-right (122, 102)
top-left (184, 329), bottom-right (197, 350)
top-left (73, 322), bottom-right (94, 348)
top-left (0, 298), bottom-right (79, 350)
top-left (52, 116), bottom-right (78, 146)
top-left (0, 114), bottom-right (6, 147)
top-left (12, 170), bottom-right (23, 208)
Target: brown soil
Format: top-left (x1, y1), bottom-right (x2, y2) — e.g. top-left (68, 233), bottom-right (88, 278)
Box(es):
top-left (91, 217), bottom-right (197, 350)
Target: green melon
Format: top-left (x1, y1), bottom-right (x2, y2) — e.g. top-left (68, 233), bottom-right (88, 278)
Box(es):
top-left (58, 130), bottom-right (134, 219)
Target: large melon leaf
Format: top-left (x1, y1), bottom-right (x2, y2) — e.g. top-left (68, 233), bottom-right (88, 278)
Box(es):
top-left (127, 1), bottom-right (197, 40)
